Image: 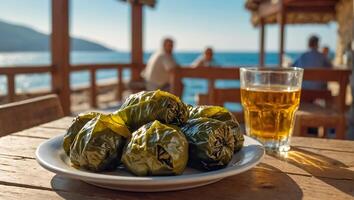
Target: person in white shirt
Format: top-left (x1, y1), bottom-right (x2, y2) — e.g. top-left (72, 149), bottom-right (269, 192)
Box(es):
top-left (192, 47), bottom-right (217, 68)
top-left (141, 38), bottom-right (179, 91)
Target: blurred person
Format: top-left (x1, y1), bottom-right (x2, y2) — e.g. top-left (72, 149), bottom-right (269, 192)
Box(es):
top-left (322, 46), bottom-right (330, 60)
top-left (293, 35), bottom-right (333, 136)
top-left (293, 35), bottom-right (332, 90)
top-left (192, 47), bottom-right (217, 67)
top-left (141, 38), bottom-right (179, 91)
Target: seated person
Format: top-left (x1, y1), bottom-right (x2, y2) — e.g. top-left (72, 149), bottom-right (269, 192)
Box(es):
top-left (293, 36), bottom-right (333, 136)
top-left (141, 38), bottom-right (179, 91)
top-left (192, 47), bottom-right (217, 68)
top-left (293, 35), bottom-right (332, 90)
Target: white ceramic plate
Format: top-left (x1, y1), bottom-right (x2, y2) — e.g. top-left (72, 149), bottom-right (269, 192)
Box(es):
top-left (36, 135), bottom-right (264, 192)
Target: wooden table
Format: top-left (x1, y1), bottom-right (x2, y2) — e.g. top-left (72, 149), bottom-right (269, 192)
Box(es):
top-left (0, 117), bottom-right (353, 199)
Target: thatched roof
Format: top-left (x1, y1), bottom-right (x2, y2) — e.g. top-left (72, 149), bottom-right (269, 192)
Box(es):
top-left (120, 0), bottom-right (156, 7)
top-left (245, 0), bottom-right (338, 26)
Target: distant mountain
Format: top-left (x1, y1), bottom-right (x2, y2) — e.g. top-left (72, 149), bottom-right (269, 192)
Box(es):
top-left (0, 20), bottom-right (113, 52)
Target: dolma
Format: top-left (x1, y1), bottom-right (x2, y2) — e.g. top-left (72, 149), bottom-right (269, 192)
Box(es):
top-left (69, 115), bottom-right (130, 172)
top-left (181, 117), bottom-right (234, 171)
top-left (122, 120), bottom-right (188, 176)
top-left (189, 105), bottom-right (244, 152)
top-left (114, 90), bottom-right (189, 131)
top-left (63, 112), bottom-right (100, 155)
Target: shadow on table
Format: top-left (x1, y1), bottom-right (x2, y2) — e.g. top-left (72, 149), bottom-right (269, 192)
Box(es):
top-left (268, 147), bottom-right (354, 197)
top-left (51, 163), bottom-right (302, 200)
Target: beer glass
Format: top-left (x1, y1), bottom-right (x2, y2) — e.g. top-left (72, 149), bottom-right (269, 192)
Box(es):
top-left (240, 67), bottom-right (303, 152)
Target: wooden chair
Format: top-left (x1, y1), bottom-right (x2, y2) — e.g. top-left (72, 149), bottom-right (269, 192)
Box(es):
top-left (0, 94), bottom-right (64, 137)
top-left (294, 69), bottom-right (351, 139)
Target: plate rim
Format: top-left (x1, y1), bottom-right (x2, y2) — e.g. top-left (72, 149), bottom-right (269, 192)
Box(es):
top-left (36, 134), bottom-right (264, 185)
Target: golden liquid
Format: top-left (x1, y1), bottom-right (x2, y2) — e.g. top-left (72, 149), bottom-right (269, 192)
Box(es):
top-left (241, 86), bottom-right (300, 141)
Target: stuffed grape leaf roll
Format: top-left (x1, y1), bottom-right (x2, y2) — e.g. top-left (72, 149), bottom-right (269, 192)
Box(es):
top-left (181, 117), bottom-right (234, 171)
top-left (122, 120), bottom-right (188, 176)
top-left (63, 112), bottom-right (100, 155)
top-left (69, 114), bottom-right (130, 172)
top-left (114, 90), bottom-right (189, 131)
top-left (188, 105), bottom-right (244, 152)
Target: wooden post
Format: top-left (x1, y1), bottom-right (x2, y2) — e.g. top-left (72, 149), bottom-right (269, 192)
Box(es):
top-left (278, 5), bottom-right (286, 67)
top-left (131, 2), bottom-right (143, 81)
top-left (7, 74), bottom-right (15, 102)
top-left (169, 68), bottom-right (182, 97)
top-left (117, 68), bottom-right (123, 101)
top-left (259, 18), bottom-right (266, 67)
top-left (90, 69), bottom-right (97, 108)
top-left (51, 0), bottom-right (71, 115)
top-left (208, 79), bottom-right (215, 105)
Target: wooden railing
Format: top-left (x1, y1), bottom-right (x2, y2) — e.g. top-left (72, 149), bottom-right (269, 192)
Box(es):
top-left (170, 66), bottom-right (352, 111)
top-left (70, 63), bottom-right (132, 108)
top-left (1, 65), bottom-right (352, 115)
top-left (0, 65), bottom-right (53, 102)
top-left (170, 66), bottom-right (240, 103)
top-left (0, 63), bottom-right (134, 110)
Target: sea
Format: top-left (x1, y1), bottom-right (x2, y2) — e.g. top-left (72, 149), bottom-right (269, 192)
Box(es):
top-left (0, 51), bottom-right (306, 110)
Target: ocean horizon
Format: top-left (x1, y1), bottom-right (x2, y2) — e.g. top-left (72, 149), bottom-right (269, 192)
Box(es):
top-left (0, 50), bottom-right (312, 66)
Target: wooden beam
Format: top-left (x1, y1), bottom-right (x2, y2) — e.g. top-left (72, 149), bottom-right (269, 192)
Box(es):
top-left (208, 79), bottom-right (215, 105)
top-left (171, 67), bottom-right (240, 79)
top-left (286, 5), bottom-right (335, 14)
top-left (278, 4), bottom-right (286, 67)
top-left (259, 18), bottom-right (266, 67)
top-left (117, 68), bottom-right (124, 101)
top-left (51, 0), bottom-right (71, 115)
top-left (70, 63), bottom-right (132, 71)
top-left (0, 66), bottom-right (52, 75)
top-left (258, 1), bottom-right (281, 18)
top-left (131, 2), bottom-right (143, 81)
top-left (90, 69), bottom-right (97, 108)
top-left (284, 0), bottom-right (338, 7)
top-left (7, 74), bottom-right (15, 102)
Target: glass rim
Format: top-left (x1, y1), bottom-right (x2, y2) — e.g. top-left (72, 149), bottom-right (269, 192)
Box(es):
top-left (240, 67), bottom-right (303, 73)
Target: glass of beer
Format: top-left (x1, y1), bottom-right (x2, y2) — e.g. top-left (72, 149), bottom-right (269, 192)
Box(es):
top-left (240, 67), bottom-right (303, 152)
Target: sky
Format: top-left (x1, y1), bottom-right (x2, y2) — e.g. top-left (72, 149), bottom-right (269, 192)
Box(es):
top-left (0, 0), bottom-right (338, 52)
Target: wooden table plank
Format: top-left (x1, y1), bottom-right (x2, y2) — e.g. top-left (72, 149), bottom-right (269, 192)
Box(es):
top-left (292, 137), bottom-right (354, 153)
top-left (6, 126), bottom-right (354, 176)
top-left (39, 117), bottom-right (73, 130)
top-left (0, 185), bottom-right (108, 200)
top-left (3, 126), bottom-right (354, 177)
top-left (0, 135), bottom-right (46, 159)
top-left (12, 126), bottom-right (66, 139)
top-left (0, 154), bottom-right (352, 200)
top-left (0, 149), bottom-right (351, 200)
top-left (0, 117), bottom-right (353, 199)
top-left (2, 131), bottom-right (354, 181)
